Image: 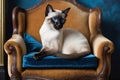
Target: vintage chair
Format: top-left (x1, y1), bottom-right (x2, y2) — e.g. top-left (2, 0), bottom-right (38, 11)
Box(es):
top-left (4, 0), bottom-right (114, 80)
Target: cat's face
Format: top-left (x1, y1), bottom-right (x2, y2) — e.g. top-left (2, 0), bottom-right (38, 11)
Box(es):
top-left (45, 4), bottom-right (70, 30)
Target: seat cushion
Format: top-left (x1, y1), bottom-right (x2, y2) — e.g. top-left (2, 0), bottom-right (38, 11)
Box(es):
top-left (23, 33), bottom-right (98, 69)
top-left (22, 52), bottom-right (98, 69)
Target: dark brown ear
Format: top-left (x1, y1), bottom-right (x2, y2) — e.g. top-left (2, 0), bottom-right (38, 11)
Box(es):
top-left (45, 4), bottom-right (55, 16)
top-left (62, 7), bottom-right (71, 17)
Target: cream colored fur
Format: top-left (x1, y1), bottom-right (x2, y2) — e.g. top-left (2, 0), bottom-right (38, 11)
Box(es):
top-left (40, 9), bottom-right (91, 58)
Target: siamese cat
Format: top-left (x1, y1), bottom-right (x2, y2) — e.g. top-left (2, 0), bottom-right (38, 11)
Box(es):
top-left (34, 4), bottom-right (91, 59)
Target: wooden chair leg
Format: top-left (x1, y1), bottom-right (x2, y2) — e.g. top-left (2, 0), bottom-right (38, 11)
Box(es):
top-left (10, 46), bottom-right (22, 80)
top-left (11, 74), bottom-right (22, 80)
top-left (97, 46), bottom-right (110, 80)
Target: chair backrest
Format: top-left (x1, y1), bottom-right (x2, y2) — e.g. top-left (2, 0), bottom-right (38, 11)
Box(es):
top-left (13, 0), bottom-right (101, 43)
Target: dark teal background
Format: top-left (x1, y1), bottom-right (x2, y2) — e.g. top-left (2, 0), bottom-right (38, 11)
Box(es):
top-left (6, 0), bottom-right (120, 80)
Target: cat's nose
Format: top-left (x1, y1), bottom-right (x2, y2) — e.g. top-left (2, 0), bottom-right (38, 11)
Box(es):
top-left (55, 22), bottom-right (63, 30)
top-left (56, 22), bottom-right (61, 26)
top-left (57, 23), bottom-right (61, 27)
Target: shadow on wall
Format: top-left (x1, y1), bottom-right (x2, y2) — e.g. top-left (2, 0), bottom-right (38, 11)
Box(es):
top-left (6, 0), bottom-right (120, 80)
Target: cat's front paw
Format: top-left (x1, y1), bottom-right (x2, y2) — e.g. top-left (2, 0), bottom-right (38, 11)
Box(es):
top-left (33, 54), bottom-right (40, 60)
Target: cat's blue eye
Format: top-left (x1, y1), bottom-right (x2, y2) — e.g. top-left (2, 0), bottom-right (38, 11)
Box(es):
top-left (51, 17), bottom-right (57, 22)
top-left (60, 19), bottom-right (65, 23)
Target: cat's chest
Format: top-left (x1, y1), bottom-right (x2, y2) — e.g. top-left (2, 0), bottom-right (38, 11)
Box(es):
top-left (40, 26), bottom-right (61, 41)
top-left (39, 26), bottom-right (62, 51)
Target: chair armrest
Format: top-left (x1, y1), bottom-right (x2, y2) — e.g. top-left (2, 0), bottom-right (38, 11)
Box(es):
top-left (92, 34), bottom-right (114, 57)
top-left (92, 34), bottom-right (114, 75)
top-left (4, 34), bottom-right (26, 77)
top-left (4, 34), bottom-right (26, 55)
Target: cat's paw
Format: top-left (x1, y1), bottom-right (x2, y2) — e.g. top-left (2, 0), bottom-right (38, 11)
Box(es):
top-left (33, 54), bottom-right (40, 60)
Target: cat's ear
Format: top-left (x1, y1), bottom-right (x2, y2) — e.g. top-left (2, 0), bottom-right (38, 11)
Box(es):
top-left (45, 4), bottom-right (55, 16)
top-left (62, 7), bottom-right (70, 17)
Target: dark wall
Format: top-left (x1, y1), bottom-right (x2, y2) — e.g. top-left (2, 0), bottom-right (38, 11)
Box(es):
top-left (76, 0), bottom-right (120, 80)
top-left (6, 0), bottom-right (42, 39)
top-left (6, 0), bottom-right (120, 80)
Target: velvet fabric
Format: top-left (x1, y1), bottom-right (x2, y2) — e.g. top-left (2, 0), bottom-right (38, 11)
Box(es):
top-left (23, 33), bottom-right (42, 53)
top-left (23, 33), bottom-right (98, 69)
top-left (22, 52), bottom-right (98, 69)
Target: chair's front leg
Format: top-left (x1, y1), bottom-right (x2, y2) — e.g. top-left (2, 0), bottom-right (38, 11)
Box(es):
top-left (97, 46), bottom-right (111, 80)
top-left (11, 74), bottom-right (21, 80)
top-left (9, 46), bottom-right (22, 80)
